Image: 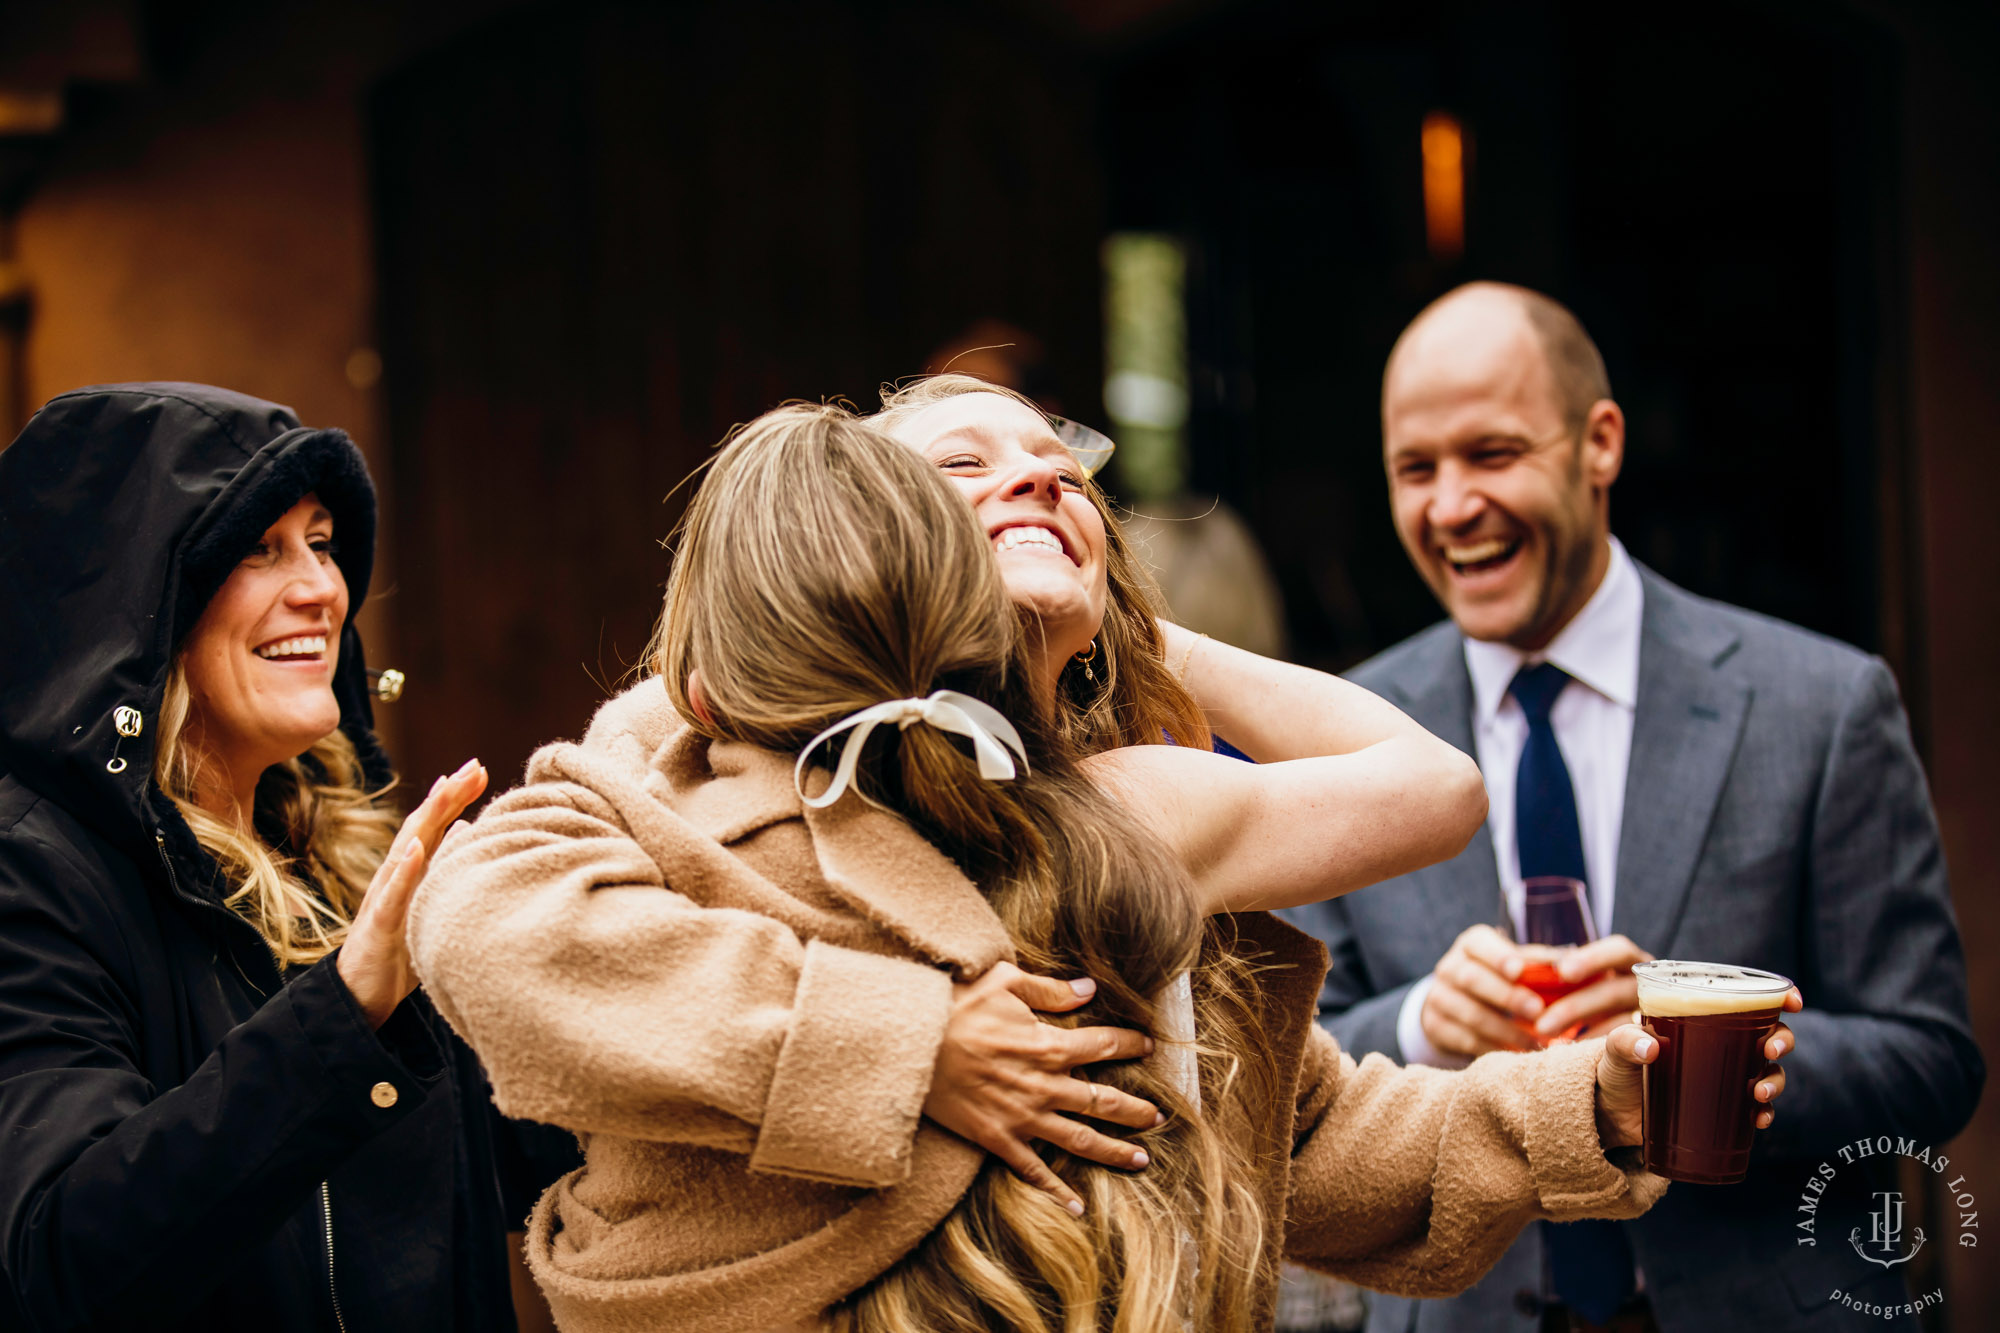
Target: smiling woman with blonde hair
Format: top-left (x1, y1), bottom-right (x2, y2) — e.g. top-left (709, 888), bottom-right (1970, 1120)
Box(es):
top-left (0, 384), bottom-right (528, 1332)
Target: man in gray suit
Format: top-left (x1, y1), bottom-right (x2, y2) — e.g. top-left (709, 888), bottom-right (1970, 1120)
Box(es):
top-left (1284, 283), bottom-right (1982, 1333)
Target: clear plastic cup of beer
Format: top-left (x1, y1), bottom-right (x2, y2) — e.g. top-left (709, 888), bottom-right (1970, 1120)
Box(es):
top-left (1632, 961), bottom-right (1792, 1184)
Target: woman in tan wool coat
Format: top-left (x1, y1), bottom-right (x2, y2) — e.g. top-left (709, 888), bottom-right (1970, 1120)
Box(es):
top-left (411, 390), bottom-right (1797, 1332)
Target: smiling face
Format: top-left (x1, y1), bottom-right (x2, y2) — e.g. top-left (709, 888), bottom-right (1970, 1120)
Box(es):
top-left (179, 494), bottom-right (349, 795)
top-left (1382, 291), bottom-right (1623, 650)
top-left (883, 392), bottom-right (1109, 676)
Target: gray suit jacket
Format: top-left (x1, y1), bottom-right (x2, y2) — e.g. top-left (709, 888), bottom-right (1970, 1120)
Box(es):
top-left (1281, 566), bottom-right (1982, 1333)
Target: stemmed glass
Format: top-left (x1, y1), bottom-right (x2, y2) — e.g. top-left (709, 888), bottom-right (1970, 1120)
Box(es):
top-left (1514, 876), bottom-right (1597, 1045)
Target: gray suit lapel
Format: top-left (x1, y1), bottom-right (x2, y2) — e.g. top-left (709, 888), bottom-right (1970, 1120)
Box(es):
top-left (1611, 569), bottom-right (1753, 953)
top-left (1394, 633), bottom-right (1506, 936)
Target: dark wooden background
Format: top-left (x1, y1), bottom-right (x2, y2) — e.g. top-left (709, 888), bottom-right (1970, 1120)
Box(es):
top-left (371, 0), bottom-right (1917, 792)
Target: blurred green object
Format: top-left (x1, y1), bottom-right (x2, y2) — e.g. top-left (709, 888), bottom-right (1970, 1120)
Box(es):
top-left (1102, 233), bottom-right (1189, 503)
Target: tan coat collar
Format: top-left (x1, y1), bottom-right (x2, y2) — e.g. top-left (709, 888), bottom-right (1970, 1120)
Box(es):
top-left (649, 692), bottom-right (1013, 979)
top-left (802, 797), bottom-right (1014, 979)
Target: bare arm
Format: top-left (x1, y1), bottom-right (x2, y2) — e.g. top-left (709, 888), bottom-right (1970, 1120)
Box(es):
top-left (1161, 620), bottom-right (1437, 762)
top-left (1087, 739), bottom-right (1484, 914)
top-left (1092, 627), bottom-right (1486, 914)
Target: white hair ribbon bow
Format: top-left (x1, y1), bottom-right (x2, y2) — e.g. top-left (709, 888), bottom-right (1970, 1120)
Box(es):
top-left (794, 690), bottom-right (1031, 810)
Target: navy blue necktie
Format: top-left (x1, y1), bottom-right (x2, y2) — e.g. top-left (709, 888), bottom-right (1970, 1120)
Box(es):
top-left (1512, 662), bottom-right (1635, 1324)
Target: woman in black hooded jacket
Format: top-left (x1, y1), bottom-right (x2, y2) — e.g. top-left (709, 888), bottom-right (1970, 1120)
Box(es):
top-left (0, 384), bottom-right (556, 1331)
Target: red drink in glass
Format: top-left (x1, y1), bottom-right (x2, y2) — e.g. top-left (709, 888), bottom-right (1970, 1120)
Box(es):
top-left (1515, 949), bottom-right (1588, 1044)
top-left (1517, 956), bottom-right (1587, 1007)
top-left (1516, 878), bottom-right (1596, 1045)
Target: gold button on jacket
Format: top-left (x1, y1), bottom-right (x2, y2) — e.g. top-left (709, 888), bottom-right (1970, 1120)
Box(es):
top-left (370, 1081), bottom-right (399, 1109)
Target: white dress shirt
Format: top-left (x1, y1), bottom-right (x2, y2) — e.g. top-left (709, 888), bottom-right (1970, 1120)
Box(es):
top-left (1395, 537), bottom-right (1645, 1068)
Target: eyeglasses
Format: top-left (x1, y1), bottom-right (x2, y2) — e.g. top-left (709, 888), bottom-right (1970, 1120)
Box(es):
top-left (1048, 416), bottom-right (1116, 478)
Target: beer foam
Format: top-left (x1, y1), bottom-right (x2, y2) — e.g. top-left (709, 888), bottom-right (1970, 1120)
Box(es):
top-left (1635, 962), bottom-right (1791, 1017)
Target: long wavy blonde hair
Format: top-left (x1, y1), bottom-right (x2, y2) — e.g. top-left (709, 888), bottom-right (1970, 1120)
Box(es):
top-left (652, 403), bottom-right (1274, 1333)
top-left (152, 658), bottom-right (398, 966)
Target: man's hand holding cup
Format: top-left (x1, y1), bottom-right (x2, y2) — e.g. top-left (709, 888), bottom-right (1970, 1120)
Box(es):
top-left (1421, 924), bottom-right (1653, 1058)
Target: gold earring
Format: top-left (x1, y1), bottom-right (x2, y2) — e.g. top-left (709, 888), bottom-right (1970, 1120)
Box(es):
top-left (1074, 639), bottom-right (1098, 684)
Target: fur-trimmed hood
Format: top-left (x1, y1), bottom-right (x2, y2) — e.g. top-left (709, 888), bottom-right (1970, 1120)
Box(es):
top-left (0, 382), bottom-right (387, 902)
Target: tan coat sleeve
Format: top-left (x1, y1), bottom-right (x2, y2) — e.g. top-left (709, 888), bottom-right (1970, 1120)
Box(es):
top-left (1283, 1027), bottom-right (1667, 1296)
top-left (408, 740), bottom-right (954, 1191)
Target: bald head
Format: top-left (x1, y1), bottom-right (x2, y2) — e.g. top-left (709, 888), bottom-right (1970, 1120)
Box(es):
top-left (1378, 281), bottom-right (1625, 651)
top-left (1385, 282), bottom-right (1609, 434)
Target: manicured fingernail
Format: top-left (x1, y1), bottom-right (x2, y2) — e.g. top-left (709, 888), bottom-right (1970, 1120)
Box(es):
top-left (1635, 1037), bottom-right (1655, 1060)
top-left (454, 758), bottom-right (478, 777)
top-left (1501, 959), bottom-right (1523, 980)
top-left (1068, 978), bottom-right (1095, 997)
top-left (1131, 1150), bottom-right (1150, 1169)
top-left (1066, 1199), bottom-right (1084, 1217)
top-left (1143, 1037), bottom-right (1156, 1055)
top-left (1153, 1111), bottom-right (1166, 1127)
top-left (1757, 1082), bottom-right (1773, 1100)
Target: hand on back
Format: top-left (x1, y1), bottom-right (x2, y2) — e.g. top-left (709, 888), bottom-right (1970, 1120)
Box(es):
top-left (923, 962), bottom-right (1160, 1218)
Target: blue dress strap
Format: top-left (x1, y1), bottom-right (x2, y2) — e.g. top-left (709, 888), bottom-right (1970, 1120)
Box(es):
top-left (1161, 729), bottom-right (1254, 763)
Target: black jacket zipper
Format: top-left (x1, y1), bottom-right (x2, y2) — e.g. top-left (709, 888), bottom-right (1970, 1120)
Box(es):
top-left (321, 1181), bottom-right (348, 1333)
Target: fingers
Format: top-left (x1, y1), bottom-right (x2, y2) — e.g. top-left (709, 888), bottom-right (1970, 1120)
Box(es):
top-left (1423, 981), bottom-right (1535, 1056)
top-left (1437, 948), bottom-right (1541, 1020)
top-left (1754, 1021), bottom-right (1793, 1111)
top-left (1001, 963), bottom-right (1100, 1015)
top-left (1754, 1061), bottom-right (1786, 1129)
top-left (353, 837), bottom-right (425, 928)
top-left (1032, 1110), bottom-right (1152, 1175)
top-left (1421, 927), bottom-right (1541, 1057)
top-left (1759, 991), bottom-right (1798, 1123)
top-left (1556, 933), bottom-right (1651, 981)
top-left (1048, 1074), bottom-right (1162, 1131)
top-left (372, 838), bottom-right (428, 930)
top-left (1456, 924), bottom-right (1525, 982)
top-left (408, 759), bottom-right (488, 854)
top-left (972, 1108), bottom-right (1152, 1218)
top-left (1601, 1021), bottom-right (1658, 1069)
top-left (1048, 1022), bottom-right (1155, 1068)
top-left (1535, 974), bottom-right (1639, 1039)
top-left (361, 759), bottom-right (486, 909)
top-left (986, 1134), bottom-right (1086, 1218)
